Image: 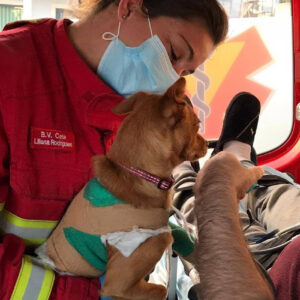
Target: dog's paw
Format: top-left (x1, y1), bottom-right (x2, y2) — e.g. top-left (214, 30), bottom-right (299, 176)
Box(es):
top-left (146, 284), bottom-right (167, 300)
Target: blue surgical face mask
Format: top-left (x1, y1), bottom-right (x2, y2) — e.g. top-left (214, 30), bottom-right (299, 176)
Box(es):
top-left (97, 17), bottom-right (180, 98)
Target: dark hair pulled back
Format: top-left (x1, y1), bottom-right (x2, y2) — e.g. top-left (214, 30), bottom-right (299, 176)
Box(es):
top-left (78, 0), bottom-right (228, 45)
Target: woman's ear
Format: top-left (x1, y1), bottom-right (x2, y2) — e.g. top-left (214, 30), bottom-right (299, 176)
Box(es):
top-left (117, 0), bottom-right (144, 21)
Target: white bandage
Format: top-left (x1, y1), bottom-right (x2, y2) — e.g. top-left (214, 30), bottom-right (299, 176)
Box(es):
top-left (101, 226), bottom-right (170, 258)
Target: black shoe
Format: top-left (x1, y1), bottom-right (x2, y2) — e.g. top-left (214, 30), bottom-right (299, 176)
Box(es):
top-left (211, 92), bottom-right (261, 164)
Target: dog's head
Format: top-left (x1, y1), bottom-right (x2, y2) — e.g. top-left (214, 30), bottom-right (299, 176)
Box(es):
top-left (110, 78), bottom-right (207, 169)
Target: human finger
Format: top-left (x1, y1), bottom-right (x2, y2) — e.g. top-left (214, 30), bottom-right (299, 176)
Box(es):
top-left (247, 166), bottom-right (264, 183)
top-left (236, 166), bottom-right (264, 200)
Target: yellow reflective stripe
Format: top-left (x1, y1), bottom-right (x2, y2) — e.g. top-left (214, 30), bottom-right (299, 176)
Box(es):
top-left (0, 210), bottom-right (58, 247)
top-left (10, 256), bottom-right (55, 300)
top-left (2, 210), bottom-right (58, 229)
top-left (37, 266), bottom-right (55, 300)
top-left (10, 256), bottom-right (33, 300)
top-left (0, 202), bottom-right (4, 212)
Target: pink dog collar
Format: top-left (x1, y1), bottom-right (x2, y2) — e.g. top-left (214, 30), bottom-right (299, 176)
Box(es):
top-left (120, 165), bottom-right (175, 191)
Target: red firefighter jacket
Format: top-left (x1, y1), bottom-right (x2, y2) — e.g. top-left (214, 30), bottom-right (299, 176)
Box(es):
top-left (0, 18), bottom-right (125, 300)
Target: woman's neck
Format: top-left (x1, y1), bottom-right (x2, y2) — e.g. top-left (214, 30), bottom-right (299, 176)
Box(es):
top-left (67, 7), bottom-right (118, 71)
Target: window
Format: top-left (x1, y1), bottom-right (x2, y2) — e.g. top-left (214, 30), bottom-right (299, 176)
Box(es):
top-left (0, 1), bottom-right (76, 30)
top-left (186, 0), bottom-right (293, 155)
top-left (55, 7), bottom-right (74, 20)
top-left (0, 1), bottom-right (23, 30)
top-left (52, 3), bottom-right (75, 20)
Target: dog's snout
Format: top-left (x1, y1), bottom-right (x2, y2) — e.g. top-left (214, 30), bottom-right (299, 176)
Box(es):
top-left (184, 134), bottom-right (208, 162)
top-left (197, 135), bottom-right (207, 147)
top-left (197, 135), bottom-right (208, 157)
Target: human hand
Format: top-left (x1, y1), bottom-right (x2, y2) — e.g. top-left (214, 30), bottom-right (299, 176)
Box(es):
top-left (193, 152), bottom-right (274, 300)
top-left (195, 151), bottom-right (264, 201)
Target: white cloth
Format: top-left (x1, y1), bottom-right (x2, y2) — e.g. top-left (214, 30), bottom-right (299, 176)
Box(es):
top-left (149, 217), bottom-right (194, 300)
top-left (101, 226), bottom-right (170, 258)
top-left (224, 140), bottom-right (251, 161)
top-left (35, 243), bottom-right (75, 276)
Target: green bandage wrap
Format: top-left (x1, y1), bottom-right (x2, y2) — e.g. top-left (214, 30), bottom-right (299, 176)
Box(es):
top-left (84, 178), bottom-right (125, 207)
top-left (64, 227), bottom-right (107, 271)
top-left (63, 179), bottom-right (125, 270)
top-left (169, 221), bottom-right (195, 257)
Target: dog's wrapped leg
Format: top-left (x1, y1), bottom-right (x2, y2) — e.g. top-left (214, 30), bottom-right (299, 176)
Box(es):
top-left (101, 232), bottom-right (173, 300)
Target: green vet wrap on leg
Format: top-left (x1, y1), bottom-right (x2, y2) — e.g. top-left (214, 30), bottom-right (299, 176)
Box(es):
top-left (64, 227), bottom-right (108, 271)
top-left (169, 221), bottom-right (195, 257)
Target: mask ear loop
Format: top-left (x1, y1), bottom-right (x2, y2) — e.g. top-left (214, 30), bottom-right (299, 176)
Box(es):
top-left (102, 22), bottom-right (121, 41)
top-left (147, 16), bottom-right (153, 37)
top-left (102, 15), bottom-right (152, 41)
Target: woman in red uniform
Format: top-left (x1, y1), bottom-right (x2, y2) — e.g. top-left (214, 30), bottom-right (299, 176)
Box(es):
top-left (0, 1), bottom-right (228, 299)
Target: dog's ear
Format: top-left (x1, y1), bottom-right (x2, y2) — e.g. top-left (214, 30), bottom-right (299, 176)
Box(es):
top-left (162, 78), bottom-right (187, 125)
top-left (112, 93), bottom-right (142, 115)
top-left (165, 77), bottom-right (186, 103)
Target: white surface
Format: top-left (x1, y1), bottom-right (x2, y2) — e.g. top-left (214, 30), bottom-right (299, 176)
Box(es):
top-left (22, 0), bottom-right (69, 19)
top-left (226, 17), bottom-right (293, 154)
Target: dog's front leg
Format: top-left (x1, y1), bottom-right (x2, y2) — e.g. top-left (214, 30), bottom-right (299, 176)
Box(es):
top-left (101, 231), bottom-right (173, 300)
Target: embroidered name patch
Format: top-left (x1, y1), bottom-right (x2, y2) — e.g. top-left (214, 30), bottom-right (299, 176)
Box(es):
top-left (30, 127), bottom-right (75, 151)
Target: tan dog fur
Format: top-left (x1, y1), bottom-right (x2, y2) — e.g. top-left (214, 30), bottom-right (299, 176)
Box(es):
top-left (93, 78), bottom-right (207, 300)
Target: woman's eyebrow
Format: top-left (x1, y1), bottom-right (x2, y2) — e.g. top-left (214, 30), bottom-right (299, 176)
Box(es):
top-left (180, 34), bottom-right (194, 61)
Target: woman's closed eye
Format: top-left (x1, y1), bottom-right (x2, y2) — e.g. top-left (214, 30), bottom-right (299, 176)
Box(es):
top-left (182, 69), bottom-right (194, 76)
top-left (170, 44), bottom-right (178, 63)
top-left (169, 43), bottom-right (195, 76)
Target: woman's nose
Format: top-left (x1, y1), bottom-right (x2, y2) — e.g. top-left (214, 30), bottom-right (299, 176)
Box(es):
top-left (172, 65), bottom-right (182, 76)
top-left (173, 62), bottom-right (195, 77)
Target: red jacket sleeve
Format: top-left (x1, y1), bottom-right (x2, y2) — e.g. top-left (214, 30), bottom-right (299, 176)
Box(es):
top-left (0, 104), bottom-right (27, 299)
top-left (0, 100), bottom-right (9, 210)
top-left (0, 94), bottom-right (100, 300)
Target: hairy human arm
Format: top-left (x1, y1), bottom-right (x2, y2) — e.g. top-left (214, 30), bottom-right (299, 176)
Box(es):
top-left (194, 152), bottom-right (274, 300)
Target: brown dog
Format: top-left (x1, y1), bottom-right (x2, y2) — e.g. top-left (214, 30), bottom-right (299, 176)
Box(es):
top-left (42, 77), bottom-right (207, 300)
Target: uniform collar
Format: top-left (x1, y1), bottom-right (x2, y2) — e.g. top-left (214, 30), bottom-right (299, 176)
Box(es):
top-left (54, 19), bottom-right (126, 132)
